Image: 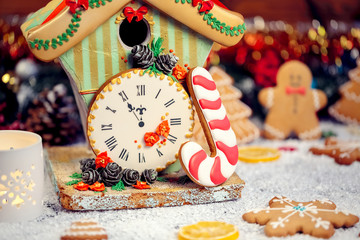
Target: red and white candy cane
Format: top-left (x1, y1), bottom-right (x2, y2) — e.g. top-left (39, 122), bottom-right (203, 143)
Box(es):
top-left (179, 67), bottom-right (238, 187)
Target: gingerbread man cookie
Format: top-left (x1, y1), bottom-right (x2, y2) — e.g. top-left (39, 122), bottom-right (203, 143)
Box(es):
top-left (243, 196), bottom-right (359, 239)
top-left (258, 60), bottom-right (327, 140)
top-left (309, 137), bottom-right (360, 165)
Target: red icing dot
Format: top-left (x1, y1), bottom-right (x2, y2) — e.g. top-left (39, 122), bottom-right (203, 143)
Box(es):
top-left (134, 140), bottom-right (137, 143)
top-left (121, 56), bottom-right (124, 60)
top-left (35, 44), bottom-right (38, 48)
top-left (169, 49), bottom-right (174, 53)
top-left (184, 64), bottom-right (188, 67)
top-left (230, 27), bottom-right (233, 30)
top-left (76, 14), bottom-right (80, 18)
top-left (124, 59), bottom-right (128, 63)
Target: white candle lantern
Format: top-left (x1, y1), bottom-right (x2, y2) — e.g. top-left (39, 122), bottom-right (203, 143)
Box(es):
top-left (0, 130), bottom-right (43, 222)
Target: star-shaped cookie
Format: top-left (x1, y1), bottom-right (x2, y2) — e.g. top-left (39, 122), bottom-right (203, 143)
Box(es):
top-left (243, 196), bottom-right (359, 238)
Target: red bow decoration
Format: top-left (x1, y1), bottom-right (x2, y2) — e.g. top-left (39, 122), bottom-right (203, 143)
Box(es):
top-left (123, 6), bottom-right (148, 23)
top-left (66, 0), bottom-right (89, 14)
top-left (192, 0), bottom-right (214, 13)
top-left (286, 86), bottom-right (306, 95)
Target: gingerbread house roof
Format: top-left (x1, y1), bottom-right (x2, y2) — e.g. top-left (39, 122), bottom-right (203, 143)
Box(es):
top-left (21, 0), bottom-right (245, 62)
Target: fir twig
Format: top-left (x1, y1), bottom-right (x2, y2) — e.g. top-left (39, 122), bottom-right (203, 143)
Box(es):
top-left (111, 180), bottom-right (126, 191)
top-left (168, 74), bottom-right (179, 82)
top-left (65, 179), bottom-right (81, 186)
top-left (177, 175), bottom-right (192, 185)
top-left (145, 63), bottom-right (163, 76)
top-left (149, 37), bottom-right (165, 58)
top-left (69, 172), bottom-right (82, 179)
top-left (156, 177), bottom-right (168, 182)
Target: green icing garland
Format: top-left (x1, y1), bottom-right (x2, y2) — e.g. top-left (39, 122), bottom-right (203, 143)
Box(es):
top-left (29, 0), bottom-right (112, 51)
top-left (89, 0), bottom-right (112, 9)
top-left (175, 0), bottom-right (246, 36)
top-left (29, 0), bottom-right (244, 51)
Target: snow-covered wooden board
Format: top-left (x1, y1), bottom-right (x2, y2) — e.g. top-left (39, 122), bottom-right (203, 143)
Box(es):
top-left (45, 146), bottom-right (245, 210)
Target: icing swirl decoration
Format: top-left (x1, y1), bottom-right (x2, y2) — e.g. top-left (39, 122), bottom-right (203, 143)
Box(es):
top-left (82, 168), bottom-right (101, 185)
top-left (100, 162), bottom-right (122, 186)
top-left (122, 169), bottom-right (140, 186)
top-left (141, 169), bottom-right (158, 184)
top-left (79, 158), bottom-right (96, 172)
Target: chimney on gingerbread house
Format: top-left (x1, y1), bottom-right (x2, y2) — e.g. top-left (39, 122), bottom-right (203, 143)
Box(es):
top-left (21, 0), bottom-right (245, 126)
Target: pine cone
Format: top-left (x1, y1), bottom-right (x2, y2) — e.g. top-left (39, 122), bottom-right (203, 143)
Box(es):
top-left (131, 45), bottom-right (155, 69)
top-left (23, 84), bottom-right (82, 147)
top-left (100, 162), bottom-right (122, 187)
top-left (155, 54), bottom-right (179, 75)
top-left (82, 169), bottom-right (101, 185)
top-left (141, 169), bottom-right (158, 184)
top-left (122, 169), bottom-right (140, 186)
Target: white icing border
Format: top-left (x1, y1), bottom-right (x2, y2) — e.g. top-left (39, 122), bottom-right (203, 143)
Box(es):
top-left (298, 126), bottom-right (321, 140)
top-left (312, 90), bottom-right (320, 111)
top-left (264, 123), bottom-right (285, 139)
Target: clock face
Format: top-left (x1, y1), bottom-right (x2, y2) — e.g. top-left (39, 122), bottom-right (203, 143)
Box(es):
top-left (87, 69), bottom-right (194, 172)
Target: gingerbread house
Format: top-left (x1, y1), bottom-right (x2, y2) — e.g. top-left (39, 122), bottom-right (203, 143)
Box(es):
top-left (21, 0), bottom-right (245, 125)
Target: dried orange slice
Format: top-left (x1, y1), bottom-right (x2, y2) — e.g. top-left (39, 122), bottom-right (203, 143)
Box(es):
top-left (238, 146), bottom-right (281, 163)
top-left (178, 221), bottom-right (239, 240)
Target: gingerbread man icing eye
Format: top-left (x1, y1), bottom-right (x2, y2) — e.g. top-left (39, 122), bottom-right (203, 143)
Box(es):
top-left (278, 62), bottom-right (312, 87)
top-left (290, 75), bottom-right (302, 87)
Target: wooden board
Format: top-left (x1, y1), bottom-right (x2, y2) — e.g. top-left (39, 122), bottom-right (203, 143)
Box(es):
top-left (45, 146), bottom-right (245, 211)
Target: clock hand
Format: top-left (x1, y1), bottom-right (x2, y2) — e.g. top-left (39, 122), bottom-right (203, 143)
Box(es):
top-left (127, 102), bottom-right (145, 127)
top-left (132, 111), bottom-right (140, 121)
top-left (127, 102), bottom-right (136, 113)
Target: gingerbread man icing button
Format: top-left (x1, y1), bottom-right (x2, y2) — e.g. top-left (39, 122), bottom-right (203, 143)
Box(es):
top-left (179, 67), bottom-right (238, 187)
top-left (258, 60), bottom-right (327, 140)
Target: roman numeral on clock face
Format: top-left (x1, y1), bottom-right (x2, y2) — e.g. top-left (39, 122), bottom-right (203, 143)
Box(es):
top-left (155, 89), bottom-right (161, 99)
top-left (138, 153), bottom-right (146, 163)
top-left (164, 99), bottom-right (175, 108)
top-left (156, 148), bottom-right (163, 157)
top-left (119, 91), bottom-right (128, 102)
top-left (167, 134), bottom-right (177, 144)
top-left (170, 118), bottom-right (181, 125)
top-left (101, 124), bottom-right (112, 131)
top-left (105, 106), bottom-right (116, 113)
top-left (137, 85), bottom-right (145, 96)
top-left (119, 148), bottom-right (129, 161)
top-left (104, 136), bottom-right (118, 151)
